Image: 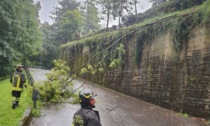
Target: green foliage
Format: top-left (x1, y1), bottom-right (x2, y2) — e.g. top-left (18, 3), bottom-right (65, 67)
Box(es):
top-left (32, 108), bottom-right (41, 117)
top-left (71, 93), bottom-right (81, 104)
top-left (52, 0), bottom-right (80, 21)
top-left (58, 10), bottom-right (84, 43)
top-left (91, 69), bottom-right (97, 75)
top-left (28, 22), bottom-right (57, 69)
top-left (38, 23), bottom-right (57, 68)
top-left (0, 0), bottom-right (41, 76)
top-left (60, 1), bottom-right (209, 74)
top-left (109, 44), bottom-right (125, 69)
top-left (124, 0), bottom-right (206, 26)
top-left (80, 67), bottom-right (88, 75)
top-left (109, 61), bottom-right (117, 68)
top-left (117, 44), bottom-right (126, 55)
top-left (81, 1), bottom-right (100, 33)
top-left (107, 0), bottom-right (134, 27)
top-left (201, 0), bottom-right (210, 25)
top-left (37, 59), bottom-right (73, 103)
top-left (60, 5), bottom-right (200, 52)
top-left (51, 0), bottom-right (84, 45)
top-left (87, 64), bottom-right (93, 71)
top-left (98, 68), bottom-right (104, 73)
top-left (97, 0), bottom-right (118, 29)
top-left (182, 113), bottom-right (189, 117)
top-left (171, 16), bottom-right (194, 52)
top-left (80, 64), bottom-right (98, 76)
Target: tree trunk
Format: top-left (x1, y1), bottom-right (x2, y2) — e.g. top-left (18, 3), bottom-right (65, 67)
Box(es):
top-left (118, 0), bottom-right (123, 28)
top-left (135, 0), bottom-right (137, 23)
top-left (86, 0), bottom-right (89, 33)
top-left (106, 4), bottom-right (110, 31)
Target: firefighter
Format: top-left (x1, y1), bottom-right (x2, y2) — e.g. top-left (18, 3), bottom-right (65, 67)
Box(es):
top-left (10, 64), bottom-right (27, 109)
top-left (72, 89), bottom-right (101, 126)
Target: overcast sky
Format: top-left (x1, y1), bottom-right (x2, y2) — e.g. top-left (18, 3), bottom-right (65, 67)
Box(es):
top-left (33, 0), bottom-right (152, 27)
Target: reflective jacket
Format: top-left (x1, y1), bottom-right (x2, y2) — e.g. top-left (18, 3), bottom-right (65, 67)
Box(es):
top-left (72, 108), bottom-right (101, 126)
top-left (10, 71), bottom-right (26, 91)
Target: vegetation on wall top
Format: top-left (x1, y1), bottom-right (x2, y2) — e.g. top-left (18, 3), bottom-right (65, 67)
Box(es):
top-left (59, 0), bottom-right (210, 68)
top-left (123, 0), bottom-right (206, 26)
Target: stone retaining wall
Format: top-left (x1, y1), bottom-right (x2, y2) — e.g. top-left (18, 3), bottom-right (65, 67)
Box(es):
top-left (61, 26), bottom-right (210, 117)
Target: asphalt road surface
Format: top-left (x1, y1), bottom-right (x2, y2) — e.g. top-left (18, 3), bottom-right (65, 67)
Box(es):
top-left (28, 68), bottom-right (208, 126)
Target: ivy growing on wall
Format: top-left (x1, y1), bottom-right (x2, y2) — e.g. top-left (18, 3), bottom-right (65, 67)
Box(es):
top-left (59, 0), bottom-right (210, 75)
top-left (109, 44), bottom-right (125, 69)
top-left (135, 21), bottom-right (170, 67)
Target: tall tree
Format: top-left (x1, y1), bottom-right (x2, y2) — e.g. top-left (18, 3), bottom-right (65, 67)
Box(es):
top-left (51, 0), bottom-right (84, 44)
top-left (51, 0), bottom-right (80, 23)
top-left (81, 0), bottom-right (100, 33)
top-left (40, 23), bottom-right (57, 68)
top-left (0, 0), bottom-right (41, 76)
top-left (97, 0), bottom-right (118, 30)
top-left (133, 0), bottom-right (139, 23)
top-left (57, 10), bottom-right (84, 43)
top-left (124, 0), bottom-right (140, 24)
top-left (98, 0), bottom-right (134, 29)
top-left (116, 0), bottom-right (133, 28)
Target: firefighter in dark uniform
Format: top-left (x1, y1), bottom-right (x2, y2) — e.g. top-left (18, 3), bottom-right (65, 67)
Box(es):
top-left (10, 64), bottom-right (27, 109)
top-left (72, 89), bottom-right (101, 126)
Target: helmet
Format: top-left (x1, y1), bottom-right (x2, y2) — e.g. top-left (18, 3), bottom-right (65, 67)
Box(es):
top-left (79, 89), bottom-right (97, 108)
top-left (16, 64), bottom-right (23, 72)
top-left (16, 64), bottom-right (23, 68)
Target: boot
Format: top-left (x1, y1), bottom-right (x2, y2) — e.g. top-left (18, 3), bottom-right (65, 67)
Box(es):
top-left (16, 101), bottom-right (19, 106)
top-left (12, 101), bottom-right (16, 109)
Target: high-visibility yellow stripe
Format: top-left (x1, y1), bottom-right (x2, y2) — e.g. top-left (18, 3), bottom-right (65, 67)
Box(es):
top-left (84, 94), bottom-right (91, 99)
top-left (17, 77), bottom-right (20, 88)
top-left (12, 74), bottom-right (23, 91)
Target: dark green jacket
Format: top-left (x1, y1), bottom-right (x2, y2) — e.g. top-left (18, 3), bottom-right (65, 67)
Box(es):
top-left (72, 108), bottom-right (101, 126)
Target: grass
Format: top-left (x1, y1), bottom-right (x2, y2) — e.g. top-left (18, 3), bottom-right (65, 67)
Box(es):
top-left (0, 77), bottom-right (40, 126)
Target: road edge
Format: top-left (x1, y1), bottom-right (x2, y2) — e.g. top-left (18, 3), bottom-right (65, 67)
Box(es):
top-left (19, 107), bottom-right (32, 126)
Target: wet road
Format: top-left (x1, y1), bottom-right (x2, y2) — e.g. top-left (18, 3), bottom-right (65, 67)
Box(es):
top-left (29, 68), bottom-right (208, 126)
top-left (29, 68), bottom-right (49, 82)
